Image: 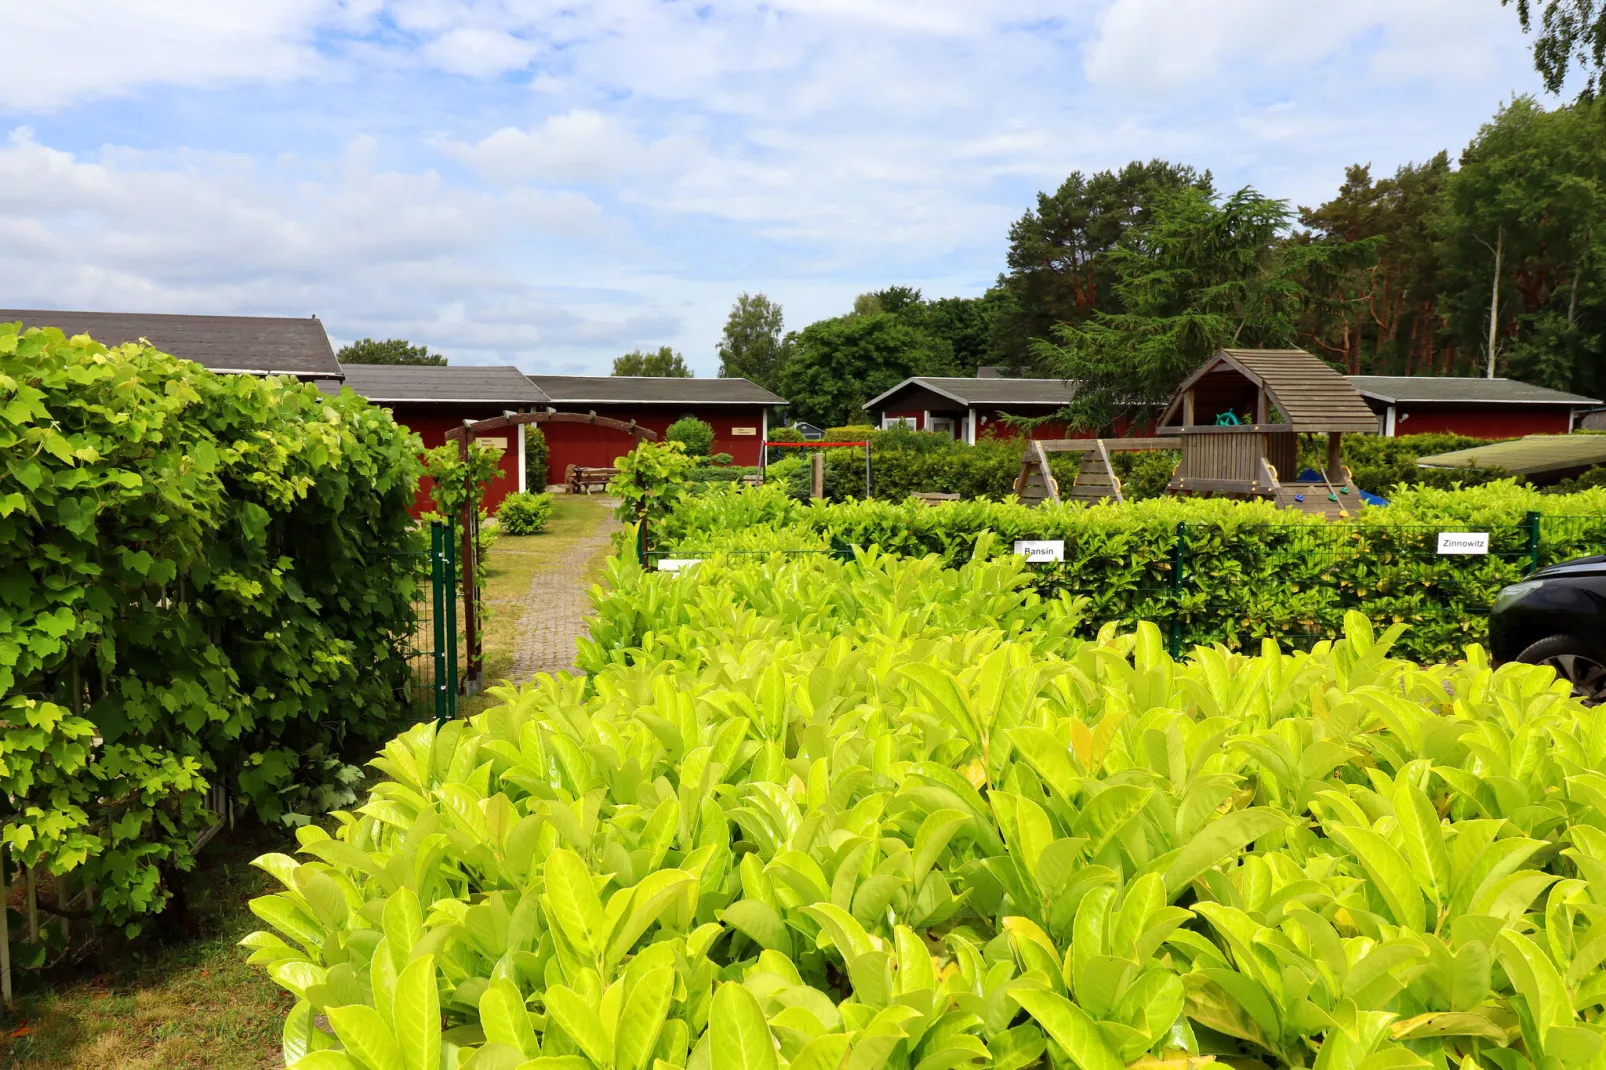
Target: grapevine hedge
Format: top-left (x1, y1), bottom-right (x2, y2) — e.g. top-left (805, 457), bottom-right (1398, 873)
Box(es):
top-left (0, 323), bottom-right (425, 936)
top-left (246, 543), bottom-right (1606, 1070)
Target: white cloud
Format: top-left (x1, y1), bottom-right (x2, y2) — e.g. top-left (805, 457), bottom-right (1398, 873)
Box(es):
top-left (0, 0), bottom-right (1560, 373)
top-left (0, 127), bottom-right (675, 369)
top-left (449, 110), bottom-right (691, 184)
top-left (0, 0), bottom-right (359, 110)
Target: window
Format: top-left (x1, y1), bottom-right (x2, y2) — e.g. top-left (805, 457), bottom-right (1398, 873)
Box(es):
top-left (882, 416), bottom-right (918, 430)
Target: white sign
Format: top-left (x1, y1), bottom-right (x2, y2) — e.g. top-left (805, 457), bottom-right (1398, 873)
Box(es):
top-left (731, 427), bottom-right (758, 436)
top-left (477, 437), bottom-right (508, 449)
top-left (1013, 540), bottom-right (1065, 563)
top-left (656, 558), bottom-right (702, 573)
top-left (1437, 532), bottom-right (1490, 555)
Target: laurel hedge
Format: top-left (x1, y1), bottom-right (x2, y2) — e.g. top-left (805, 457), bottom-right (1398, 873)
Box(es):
top-left (244, 541), bottom-right (1606, 1070)
top-left (0, 323), bottom-right (425, 936)
top-left (651, 481), bottom-right (1606, 664)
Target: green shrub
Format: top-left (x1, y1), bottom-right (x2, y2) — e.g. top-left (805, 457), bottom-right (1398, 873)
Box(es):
top-left (654, 479), bottom-right (1606, 662)
top-left (245, 540), bottom-right (1603, 1070)
top-left (497, 490), bottom-right (554, 535)
top-left (767, 425), bottom-right (806, 443)
top-left (823, 423), bottom-right (876, 440)
top-left (524, 424), bottom-right (550, 489)
top-left (1298, 432), bottom-right (1512, 494)
top-left (1, 323), bottom-right (424, 935)
top-left (666, 416), bottom-right (715, 457)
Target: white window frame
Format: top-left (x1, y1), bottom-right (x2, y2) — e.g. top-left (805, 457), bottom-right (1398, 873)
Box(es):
top-left (881, 416), bottom-right (918, 430)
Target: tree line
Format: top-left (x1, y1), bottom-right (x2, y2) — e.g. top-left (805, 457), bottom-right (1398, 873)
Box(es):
top-left (705, 94), bottom-right (1606, 429)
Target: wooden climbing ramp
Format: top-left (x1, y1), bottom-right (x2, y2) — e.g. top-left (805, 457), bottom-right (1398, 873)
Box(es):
top-left (1014, 437), bottom-right (1172, 507)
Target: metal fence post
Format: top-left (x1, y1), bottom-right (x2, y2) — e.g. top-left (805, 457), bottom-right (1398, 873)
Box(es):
top-left (1, 846), bottom-right (11, 1014)
top-left (430, 521), bottom-right (448, 725)
top-left (637, 518), bottom-right (648, 569)
top-left (1171, 522), bottom-right (1187, 658)
top-left (443, 520), bottom-right (459, 719)
top-left (1526, 510), bottom-right (1542, 574)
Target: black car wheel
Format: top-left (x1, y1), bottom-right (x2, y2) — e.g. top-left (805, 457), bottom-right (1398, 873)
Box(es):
top-left (1516, 635), bottom-right (1606, 705)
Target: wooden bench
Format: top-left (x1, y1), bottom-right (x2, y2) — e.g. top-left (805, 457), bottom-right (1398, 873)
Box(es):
top-left (911, 492), bottom-right (961, 504)
top-left (565, 465), bottom-right (617, 493)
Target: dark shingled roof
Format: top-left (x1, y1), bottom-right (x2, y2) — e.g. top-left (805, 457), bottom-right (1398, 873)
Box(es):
top-left (863, 377), bottom-right (1077, 409)
top-left (1349, 375), bottom-right (1601, 406)
top-left (526, 375), bottom-right (785, 406)
top-left (1161, 349), bottom-right (1378, 433)
top-left (0, 309), bottom-right (341, 378)
top-left (338, 364), bottom-right (549, 405)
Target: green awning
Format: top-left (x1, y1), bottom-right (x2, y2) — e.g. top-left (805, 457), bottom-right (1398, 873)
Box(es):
top-left (1415, 434), bottom-right (1606, 477)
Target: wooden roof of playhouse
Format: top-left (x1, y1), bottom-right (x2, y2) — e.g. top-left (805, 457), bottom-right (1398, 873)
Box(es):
top-left (1159, 348), bottom-right (1378, 434)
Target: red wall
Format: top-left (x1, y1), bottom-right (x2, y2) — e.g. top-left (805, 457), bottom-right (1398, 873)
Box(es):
top-left (389, 407), bottom-right (525, 517)
top-left (1394, 404), bottom-right (1574, 438)
top-left (541, 406), bottom-right (768, 486)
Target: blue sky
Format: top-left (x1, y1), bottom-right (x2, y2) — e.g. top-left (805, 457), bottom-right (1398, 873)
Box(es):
top-left (0, 0), bottom-right (1555, 375)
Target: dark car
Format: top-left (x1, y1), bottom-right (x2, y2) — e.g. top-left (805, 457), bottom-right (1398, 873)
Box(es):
top-left (1489, 554), bottom-right (1606, 703)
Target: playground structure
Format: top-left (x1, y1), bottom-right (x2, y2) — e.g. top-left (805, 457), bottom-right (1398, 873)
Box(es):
top-left (1014, 349), bottom-right (1381, 518)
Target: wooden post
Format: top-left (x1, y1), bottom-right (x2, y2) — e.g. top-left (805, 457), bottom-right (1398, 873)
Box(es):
top-left (1255, 388), bottom-right (1268, 425)
top-left (458, 425), bottom-right (480, 692)
top-left (1, 848), bottom-right (11, 1013)
top-left (1326, 432), bottom-right (1344, 483)
top-left (1183, 390), bottom-right (1195, 427)
top-left (811, 452), bottom-right (824, 499)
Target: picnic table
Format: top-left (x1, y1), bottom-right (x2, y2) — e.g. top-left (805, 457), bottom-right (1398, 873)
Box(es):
top-left (565, 465), bottom-right (617, 493)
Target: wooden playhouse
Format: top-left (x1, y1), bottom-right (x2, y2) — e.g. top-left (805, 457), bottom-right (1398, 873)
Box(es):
top-left (1015, 348), bottom-right (1380, 518)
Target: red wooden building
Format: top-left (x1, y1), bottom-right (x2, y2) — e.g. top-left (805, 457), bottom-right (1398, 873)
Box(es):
top-left (1347, 376), bottom-right (1599, 438)
top-left (862, 376), bottom-right (1080, 442)
top-left (335, 364), bottom-right (547, 515)
top-left (524, 375), bottom-right (784, 485)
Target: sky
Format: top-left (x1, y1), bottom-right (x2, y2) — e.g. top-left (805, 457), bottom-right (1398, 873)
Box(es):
top-left (0, 1), bottom-right (1558, 375)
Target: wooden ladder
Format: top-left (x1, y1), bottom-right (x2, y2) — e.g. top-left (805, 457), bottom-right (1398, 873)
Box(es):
top-left (1069, 439), bottom-right (1123, 504)
top-left (1013, 441), bottom-right (1060, 506)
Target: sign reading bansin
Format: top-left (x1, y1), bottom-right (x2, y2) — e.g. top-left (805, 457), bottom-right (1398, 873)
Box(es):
top-left (1013, 540), bottom-right (1064, 563)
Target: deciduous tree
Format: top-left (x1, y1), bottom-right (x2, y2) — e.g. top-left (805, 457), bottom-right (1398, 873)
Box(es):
top-left (337, 338), bottom-right (446, 365)
top-left (613, 346), bottom-right (692, 377)
top-left (716, 293), bottom-right (789, 389)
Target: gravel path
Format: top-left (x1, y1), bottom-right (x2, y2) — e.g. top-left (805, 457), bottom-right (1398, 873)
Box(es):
top-left (508, 499), bottom-right (621, 680)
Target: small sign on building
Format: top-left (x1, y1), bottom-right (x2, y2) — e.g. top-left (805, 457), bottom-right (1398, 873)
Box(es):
top-left (731, 427), bottom-right (758, 436)
top-left (1437, 532), bottom-right (1490, 555)
top-left (1013, 539), bottom-right (1065, 563)
top-left (478, 437), bottom-right (509, 449)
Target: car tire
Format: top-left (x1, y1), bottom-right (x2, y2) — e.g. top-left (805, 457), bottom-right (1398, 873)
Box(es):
top-left (1515, 634), bottom-right (1606, 706)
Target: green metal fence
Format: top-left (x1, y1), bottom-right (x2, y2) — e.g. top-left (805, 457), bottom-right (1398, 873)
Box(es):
top-left (392, 520), bottom-right (459, 723)
top-left (1033, 511), bottom-right (1606, 657)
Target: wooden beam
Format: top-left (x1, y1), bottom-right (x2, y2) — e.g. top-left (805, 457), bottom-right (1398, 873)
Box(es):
top-left (1326, 432), bottom-right (1344, 483)
top-left (446, 411), bottom-right (661, 442)
top-left (1033, 437), bottom-right (1176, 452)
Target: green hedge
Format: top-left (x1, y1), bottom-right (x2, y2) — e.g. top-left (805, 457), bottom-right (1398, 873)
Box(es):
top-left (243, 541), bottom-right (1606, 1070)
top-left (655, 480), bottom-right (1606, 663)
top-left (0, 324), bottom-right (425, 936)
top-left (768, 432), bottom-right (1516, 506)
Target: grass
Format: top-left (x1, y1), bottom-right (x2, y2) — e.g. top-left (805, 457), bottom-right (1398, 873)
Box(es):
top-left (0, 830), bottom-right (296, 1069)
top-left (0, 493), bottom-right (619, 1067)
top-left (471, 494), bottom-right (616, 685)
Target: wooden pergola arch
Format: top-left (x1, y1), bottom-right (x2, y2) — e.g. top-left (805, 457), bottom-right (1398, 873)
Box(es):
top-left (446, 409), bottom-right (659, 689)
